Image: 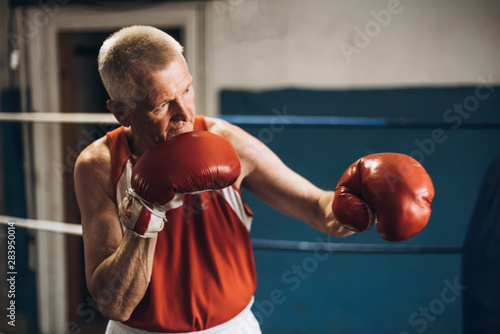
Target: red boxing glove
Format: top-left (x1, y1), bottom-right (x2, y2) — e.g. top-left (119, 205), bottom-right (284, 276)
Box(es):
top-left (332, 153), bottom-right (435, 242)
top-left (119, 131), bottom-right (241, 237)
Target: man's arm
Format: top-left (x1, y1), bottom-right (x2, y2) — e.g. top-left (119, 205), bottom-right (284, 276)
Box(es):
top-left (74, 139), bottom-right (157, 322)
top-left (206, 117), bottom-right (353, 237)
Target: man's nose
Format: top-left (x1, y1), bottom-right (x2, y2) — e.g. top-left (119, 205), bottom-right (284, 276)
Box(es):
top-left (169, 98), bottom-right (190, 120)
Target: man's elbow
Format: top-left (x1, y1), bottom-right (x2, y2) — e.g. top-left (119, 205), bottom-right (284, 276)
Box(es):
top-left (89, 285), bottom-right (135, 322)
top-left (97, 299), bottom-right (134, 323)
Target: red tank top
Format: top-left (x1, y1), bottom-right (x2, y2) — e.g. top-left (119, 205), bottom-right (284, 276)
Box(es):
top-left (106, 116), bottom-right (257, 332)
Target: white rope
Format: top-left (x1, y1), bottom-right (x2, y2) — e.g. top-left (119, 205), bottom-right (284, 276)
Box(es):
top-left (0, 215), bottom-right (82, 236)
top-left (0, 112), bottom-right (117, 124)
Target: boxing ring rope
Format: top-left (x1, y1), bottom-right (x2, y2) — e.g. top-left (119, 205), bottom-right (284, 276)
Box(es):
top-left (0, 112), bottom-right (117, 124)
top-left (0, 215), bottom-right (83, 236)
top-left (1, 112), bottom-right (500, 128)
top-left (222, 115), bottom-right (500, 129)
top-left (0, 215), bottom-right (462, 254)
top-left (0, 111), bottom-right (476, 254)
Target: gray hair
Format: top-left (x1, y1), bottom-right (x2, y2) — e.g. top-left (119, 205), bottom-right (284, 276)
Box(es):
top-left (98, 25), bottom-right (184, 109)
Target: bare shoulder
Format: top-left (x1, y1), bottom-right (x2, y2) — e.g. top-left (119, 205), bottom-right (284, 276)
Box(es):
top-left (78, 131), bottom-right (110, 159)
top-left (205, 116), bottom-right (260, 155)
top-left (205, 116), bottom-right (241, 140)
top-left (205, 116), bottom-right (266, 184)
top-left (74, 136), bottom-right (114, 206)
top-left (75, 136), bottom-right (111, 181)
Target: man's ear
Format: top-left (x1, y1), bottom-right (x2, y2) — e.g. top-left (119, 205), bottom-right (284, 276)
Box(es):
top-left (107, 99), bottom-right (131, 127)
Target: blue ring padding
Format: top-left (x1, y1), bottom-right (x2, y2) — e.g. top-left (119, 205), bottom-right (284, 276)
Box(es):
top-left (251, 239), bottom-right (462, 254)
top-left (219, 115), bottom-right (500, 129)
top-left (220, 115), bottom-right (387, 127)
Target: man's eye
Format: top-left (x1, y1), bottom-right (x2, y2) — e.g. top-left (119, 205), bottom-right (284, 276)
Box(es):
top-left (157, 102), bottom-right (169, 110)
top-left (185, 87), bottom-right (190, 94)
top-left (152, 102), bottom-right (168, 114)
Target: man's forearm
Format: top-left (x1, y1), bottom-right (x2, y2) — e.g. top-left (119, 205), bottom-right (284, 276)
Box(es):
top-left (89, 230), bottom-right (157, 322)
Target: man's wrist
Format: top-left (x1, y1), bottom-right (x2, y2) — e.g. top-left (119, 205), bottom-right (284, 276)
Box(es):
top-left (119, 188), bottom-right (166, 237)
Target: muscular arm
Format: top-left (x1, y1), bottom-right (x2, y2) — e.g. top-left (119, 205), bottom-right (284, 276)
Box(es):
top-left (207, 117), bottom-right (353, 237)
top-left (74, 139), bottom-right (157, 322)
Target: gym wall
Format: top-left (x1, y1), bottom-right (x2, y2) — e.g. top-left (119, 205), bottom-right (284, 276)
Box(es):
top-left (208, 0), bottom-right (500, 332)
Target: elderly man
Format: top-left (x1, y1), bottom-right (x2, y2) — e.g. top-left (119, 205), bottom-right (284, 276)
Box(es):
top-left (74, 26), bottom-right (433, 334)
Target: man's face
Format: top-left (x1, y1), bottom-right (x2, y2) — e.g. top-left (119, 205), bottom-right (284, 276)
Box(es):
top-left (125, 56), bottom-right (196, 148)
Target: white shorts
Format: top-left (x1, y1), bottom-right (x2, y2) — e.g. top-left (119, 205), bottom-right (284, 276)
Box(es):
top-left (105, 297), bottom-right (262, 334)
